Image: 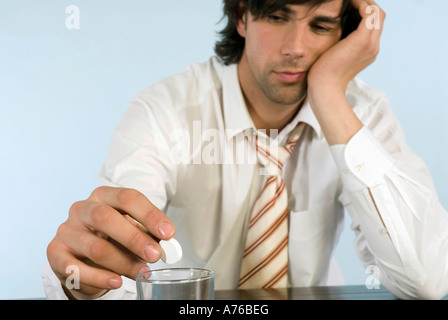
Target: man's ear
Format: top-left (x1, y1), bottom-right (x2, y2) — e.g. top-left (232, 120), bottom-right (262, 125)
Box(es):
top-left (236, 2), bottom-right (247, 38)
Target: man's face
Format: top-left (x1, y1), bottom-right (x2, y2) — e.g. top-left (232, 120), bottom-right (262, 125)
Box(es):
top-left (237, 0), bottom-right (344, 106)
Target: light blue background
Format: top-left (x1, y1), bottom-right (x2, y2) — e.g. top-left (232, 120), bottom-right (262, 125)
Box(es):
top-left (0, 0), bottom-right (447, 299)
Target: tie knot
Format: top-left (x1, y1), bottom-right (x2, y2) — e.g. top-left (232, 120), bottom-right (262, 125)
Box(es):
top-left (256, 123), bottom-right (305, 176)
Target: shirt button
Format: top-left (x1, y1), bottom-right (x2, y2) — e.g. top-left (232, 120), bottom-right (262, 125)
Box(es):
top-left (354, 164), bottom-right (364, 172)
top-left (380, 228), bottom-right (389, 235)
top-left (341, 169), bottom-right (349, 175)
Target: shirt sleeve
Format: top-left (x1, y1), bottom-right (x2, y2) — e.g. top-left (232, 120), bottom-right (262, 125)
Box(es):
top-left (329, 94), bottom-right (448, 300)
top-left (42, 92), bottom-right (179, 300)
top-left (98, 92), bottom-right (180, 213)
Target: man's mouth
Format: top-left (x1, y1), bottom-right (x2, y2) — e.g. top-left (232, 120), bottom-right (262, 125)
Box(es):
top-left (273, 71), bottom-right (307, 83)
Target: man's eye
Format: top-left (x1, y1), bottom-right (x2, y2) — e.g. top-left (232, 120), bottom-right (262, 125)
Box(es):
top-left (268, 14), bottom-right (287, 24)
top-left (311, 24), bottom-right (332, 33)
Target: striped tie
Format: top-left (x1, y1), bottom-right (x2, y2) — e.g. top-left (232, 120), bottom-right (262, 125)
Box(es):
top-left (239, 123), bottom-right (305, 289)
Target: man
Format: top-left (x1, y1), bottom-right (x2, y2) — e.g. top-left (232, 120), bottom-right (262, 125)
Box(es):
top-left (43, 0), bottom-right (448, 299)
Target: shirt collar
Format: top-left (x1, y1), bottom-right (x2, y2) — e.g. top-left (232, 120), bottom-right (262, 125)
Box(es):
top-left (221, 62), bottom-right (323, 141)
top-left (222, 63), bottom-right (256, 140)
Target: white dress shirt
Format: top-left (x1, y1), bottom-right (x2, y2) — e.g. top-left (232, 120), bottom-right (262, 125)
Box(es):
top-left (42, 56), bottom-right (448, 300)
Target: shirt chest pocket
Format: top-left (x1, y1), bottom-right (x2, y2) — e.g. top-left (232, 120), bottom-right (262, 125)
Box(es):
top-left (289, 201), bottom-right (342, 242)
top-left (288, 201), bottom-right (343, 286)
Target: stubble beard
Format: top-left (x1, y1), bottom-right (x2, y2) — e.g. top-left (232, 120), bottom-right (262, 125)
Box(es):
top-left (251, 61), bottom-right (309, 106)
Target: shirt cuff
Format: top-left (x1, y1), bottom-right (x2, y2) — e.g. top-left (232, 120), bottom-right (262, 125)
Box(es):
top-left (330, 126), bottom-right (395, 192)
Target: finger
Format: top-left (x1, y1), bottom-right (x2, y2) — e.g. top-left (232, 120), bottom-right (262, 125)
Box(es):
top-left (123, 214), bottom-right (149, 233)
top-left (59, 219), bottom-right (153, 278)
top-left (77, 201), bottom-right (162, 262)
top-left (361, 0), bottom-right (386, 47)
top-left (47, 240), bottom-right (123, 292)
top-left (351, 0), bottom-right (386, 32)
top-left (90, 186), bottom-right (176, 240)
top-left (348, 0), bottom-right (385, 55)
top-left (366, 0), bottom-right (386, 41)
top-left (350, 0), bottom-right (370, 18)
top-left (350, 0), bottom-right (381, 15)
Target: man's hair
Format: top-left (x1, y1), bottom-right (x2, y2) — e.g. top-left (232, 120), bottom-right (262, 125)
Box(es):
top-left (214, 0), bottom-right (360, 65)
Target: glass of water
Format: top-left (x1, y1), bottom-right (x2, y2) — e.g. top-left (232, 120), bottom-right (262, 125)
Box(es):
top-left (136, 268), bottom-right (215, 300)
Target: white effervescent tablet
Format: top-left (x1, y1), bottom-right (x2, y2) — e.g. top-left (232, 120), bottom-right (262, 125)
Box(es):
top-left (159, 238), bottom-right (183, 264)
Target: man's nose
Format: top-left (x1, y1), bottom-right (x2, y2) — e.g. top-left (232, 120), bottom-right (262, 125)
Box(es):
top-left (280, 24), bottom-right (308, 59)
